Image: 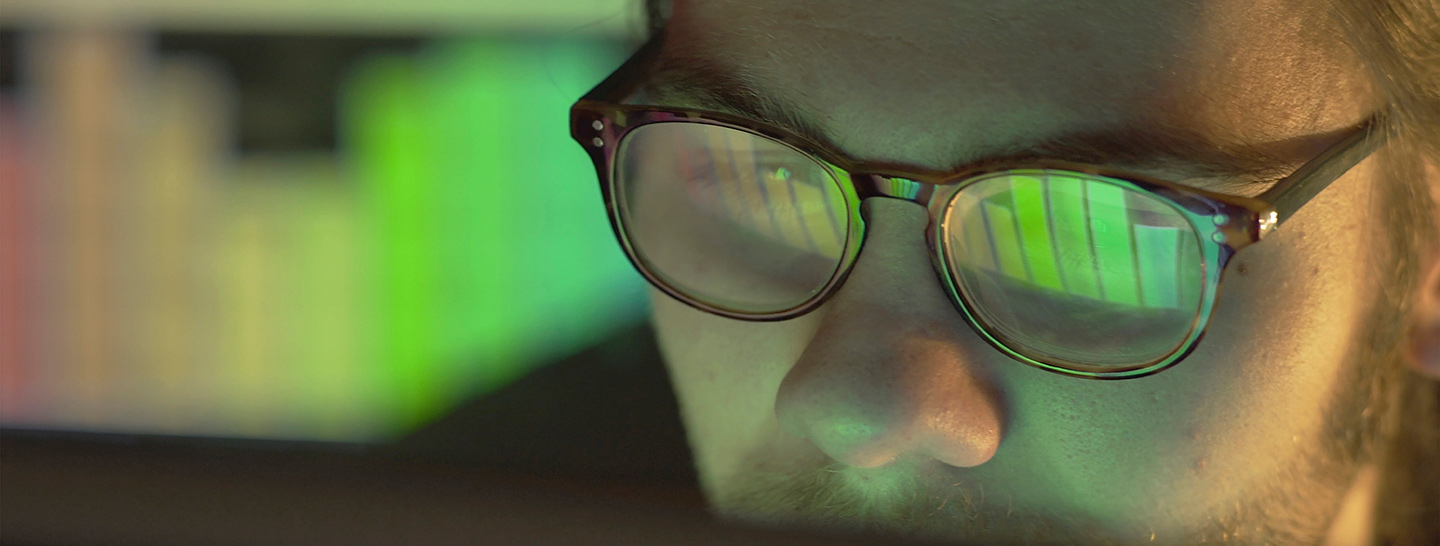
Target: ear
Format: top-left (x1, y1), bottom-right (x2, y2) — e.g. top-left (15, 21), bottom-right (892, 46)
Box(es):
top-left (1405, 254), bottom-right (1440, 378)
top-left (1404, 161), bottom-right (1440, 377)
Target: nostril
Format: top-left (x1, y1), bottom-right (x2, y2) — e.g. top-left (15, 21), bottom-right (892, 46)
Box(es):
top-left (774, 331), bottom-right (1006, 469)
top-left (778, 399), bottom-right (910, 468)
top-left (808, 416), bottom-right (916, 468)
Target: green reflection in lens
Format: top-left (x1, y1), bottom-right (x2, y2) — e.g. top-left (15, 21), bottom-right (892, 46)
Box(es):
top-left (694, 131), bottom-right (846, 259)
top-left (1085, 182), bottom-right (1140, 305)
top-left (950, 171), bottom-right (1206, 369)
top-left (1049, 179), bottom-right (1101, 299)
top-left (961, 200), bottom-right (998, 272)
top-left (959, 172), bottom-right (1197, 310)
top-left (983, 200), bottom-right (1029, 281)
top-left (1135, 225), bottom-right (1181, 308)
top-left (1010, 175), bottom-right (1064, 291)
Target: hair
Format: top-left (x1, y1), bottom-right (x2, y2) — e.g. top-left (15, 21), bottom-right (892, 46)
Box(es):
top-left (640, 0), bottom-right (1440, 543)
top-left (1324, 2), bottom-right (1440, 543)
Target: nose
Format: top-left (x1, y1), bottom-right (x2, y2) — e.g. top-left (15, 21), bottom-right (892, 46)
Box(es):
top-left (773, 199), bottom-right (1006, 469)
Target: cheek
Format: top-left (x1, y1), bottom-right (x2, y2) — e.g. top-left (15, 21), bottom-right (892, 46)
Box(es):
top-left (997, 166), bottom-right (1376, 522)
top-left (652, 291), bottom-right (820, 483)
top-left (1187, 163), bottom-right (1376, 453)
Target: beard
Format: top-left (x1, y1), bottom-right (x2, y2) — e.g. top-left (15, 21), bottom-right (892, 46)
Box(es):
top-left (706, 409), bottom-right (1366, 545)
top-left (703, 351), bottom-right (1386, 546)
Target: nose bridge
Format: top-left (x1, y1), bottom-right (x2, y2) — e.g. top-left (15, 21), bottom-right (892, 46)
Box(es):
top-left (853, 173), bottom-right (936, 206)
top-left (774, 199), bottom-right (1005, 469)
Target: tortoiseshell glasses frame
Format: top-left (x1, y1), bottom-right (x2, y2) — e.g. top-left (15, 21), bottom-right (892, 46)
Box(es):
top-left (570, 39), bottom-right (1392, 379)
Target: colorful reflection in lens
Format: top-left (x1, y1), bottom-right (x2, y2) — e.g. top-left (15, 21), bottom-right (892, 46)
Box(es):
top-left (947, 171), bottom-right (1204, 367)
top-left (617, 122), bottom-right (848, 313)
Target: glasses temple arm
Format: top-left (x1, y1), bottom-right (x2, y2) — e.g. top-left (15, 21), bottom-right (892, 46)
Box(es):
top-left (1259, 113), bottom-right (1393, 226)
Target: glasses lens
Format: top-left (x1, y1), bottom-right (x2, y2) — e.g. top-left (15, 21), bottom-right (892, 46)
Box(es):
top-left (614, 122), bottom-right (851, 314)
top-left (944, 171), bottom-right (1205, 371)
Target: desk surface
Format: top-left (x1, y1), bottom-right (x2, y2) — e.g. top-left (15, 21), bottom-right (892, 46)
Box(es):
top-left (0, 325), bottom-right (957, 545)
top-left (0, 431), bottom-right (856, 545)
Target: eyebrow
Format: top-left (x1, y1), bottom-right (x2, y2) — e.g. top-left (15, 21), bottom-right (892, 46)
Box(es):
top-left (640, 49), bottom-right (1319, 187)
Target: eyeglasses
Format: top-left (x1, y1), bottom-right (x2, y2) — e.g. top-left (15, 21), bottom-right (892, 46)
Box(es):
top-left (570, 41), bottom-right (1392, 379)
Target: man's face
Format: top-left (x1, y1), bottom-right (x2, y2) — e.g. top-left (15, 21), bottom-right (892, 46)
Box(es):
top-left (647, 0), bottom-right (1387, 543)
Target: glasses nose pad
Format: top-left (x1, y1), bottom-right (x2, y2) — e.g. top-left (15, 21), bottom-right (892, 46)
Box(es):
top-left (859, 174), bottom-right (934, 202)
top-left (853, 175), bottom-right (975, 327)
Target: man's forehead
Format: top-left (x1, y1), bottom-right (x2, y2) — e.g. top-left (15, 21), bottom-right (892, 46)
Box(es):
top-left (662, 0), bottom-right (1370, 172)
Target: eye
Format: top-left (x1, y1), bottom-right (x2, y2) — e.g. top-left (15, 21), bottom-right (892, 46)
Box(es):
top-left (945, 172), bottom-right (1210, 366)
top-left (682, 155), bottom-right (846, 259)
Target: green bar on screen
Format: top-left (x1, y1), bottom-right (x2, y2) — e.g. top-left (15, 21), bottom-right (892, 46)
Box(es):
top-left (767, 175), bottom-right (811, 251)
top-left (1086, 182), bottom-right (1141, 306)
top-left (1134, 225), bottom-right (1181, 308)
top-left (1009, 176), bottom-right (1064, 291)
top-left (1048, 177), bottom-right (1100, 300)
top-left (983, 200), bottom-right (1028, 281)
top-left (345, 54), bottom-right (440, 427)
top-left (426, 40), bottom-right (530, 401)
top-left (709, 133), bottom-right (748, 228)
top-left (727, 136), bottom-right (778, 239)
top-left (958, 194), bottom-right (997, 273)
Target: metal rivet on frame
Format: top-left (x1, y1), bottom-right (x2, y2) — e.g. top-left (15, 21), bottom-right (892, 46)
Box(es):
top-left (1259, 211), bottom-right (1279, 235)
top-left (1211, 231), bottom-right (1227, 244)
top-left (1211, 213), bottom-right (1229, 226)
top-left (591, 120), bottom-right (604, 131)
top-left (592, 137), bottom-right (604, 147)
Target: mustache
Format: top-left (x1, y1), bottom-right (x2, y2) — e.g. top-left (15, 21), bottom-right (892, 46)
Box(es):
top-left (707, 459), bottom-right (1095, 545)
top-left (704, 439), bottom-right (1361, 546)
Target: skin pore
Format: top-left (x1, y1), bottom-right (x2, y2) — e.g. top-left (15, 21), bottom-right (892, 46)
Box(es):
top-left (643, 0), bottom-right (1409, 543)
